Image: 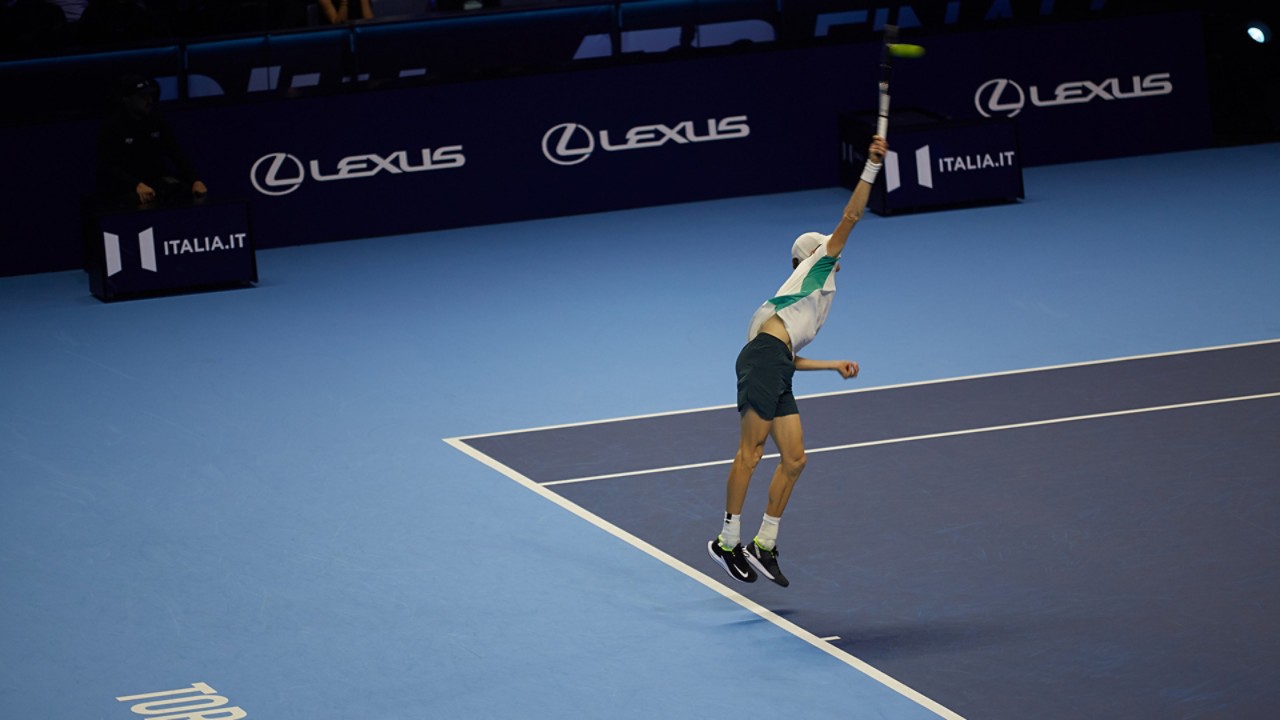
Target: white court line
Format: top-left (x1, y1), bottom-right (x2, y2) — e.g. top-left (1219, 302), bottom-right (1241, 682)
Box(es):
top-left (442, 436), bottom-right (968, 720)
top-left (451, 338), bottom-right (1280, 441)
top-left (540, 391), bottom-right (1280, 487)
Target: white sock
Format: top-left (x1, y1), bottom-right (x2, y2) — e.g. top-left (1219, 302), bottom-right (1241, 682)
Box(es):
top-left (755, 514), bottom-right (781, 550)
top-left (717, 513), bottom-right (741, 549)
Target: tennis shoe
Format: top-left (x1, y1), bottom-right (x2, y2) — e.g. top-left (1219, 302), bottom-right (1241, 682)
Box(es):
top-left (707, 539), bottom-right (757, 583)
top-left (746, 539), bottom-right (789, 587)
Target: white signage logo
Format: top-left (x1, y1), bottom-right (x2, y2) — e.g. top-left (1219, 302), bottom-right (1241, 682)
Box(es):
top-left (250, 152), bottom-right (306, 196)
top-left (974, 79), bottom-right (1028, 118)
top-left (541, 123), bottom-right (595, 166)
top-left (884, 148), bottom-right (934, 193)
top-left (541, 116), bottom-right (750, 165)
top-left (975, 73), bottom-right (1173, 117)
top-left (250, 146), bottom-right (466, 196)
top-left (103, 227), bottom-right (157, 276)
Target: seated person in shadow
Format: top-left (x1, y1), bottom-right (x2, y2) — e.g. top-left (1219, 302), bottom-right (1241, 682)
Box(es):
top-left (96, 74), bottom-right (207, 208)
top-left (316, 0), bottom-right (371, 24)
top-left (77, 0), bottom-right (167, 46)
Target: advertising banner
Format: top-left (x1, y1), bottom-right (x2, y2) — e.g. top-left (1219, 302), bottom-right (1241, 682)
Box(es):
top-left (192, 49), bottom-right (838, 251)
top-left (840, 110), bottom-right (1024, 214)
top-left (87, 200), bottom-right (257, 301)
top-left (0, 12), bottom-right (1210, 277)
top-left (892, 13), bottom-right (1212, 167)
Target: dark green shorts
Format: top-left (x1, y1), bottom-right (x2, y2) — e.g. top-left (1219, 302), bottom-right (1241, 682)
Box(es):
top-left (736, 333), bottom-right (798, 420)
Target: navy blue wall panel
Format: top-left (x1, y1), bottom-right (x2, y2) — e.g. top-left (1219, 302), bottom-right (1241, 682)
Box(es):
top-left (0, 12), bottom-right (1210, 277)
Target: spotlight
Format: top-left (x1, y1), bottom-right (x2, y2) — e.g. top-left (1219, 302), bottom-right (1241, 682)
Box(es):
top-left (1246, 21), bottom-right (1271, 44)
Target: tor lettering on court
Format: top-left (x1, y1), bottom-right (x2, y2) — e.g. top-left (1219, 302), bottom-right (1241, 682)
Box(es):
top-left (116, 682), bottom-right (246, 720)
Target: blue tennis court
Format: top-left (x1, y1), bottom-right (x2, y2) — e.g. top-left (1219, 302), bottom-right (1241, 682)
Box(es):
top-left (3, 143), bottom-right (1279, 719)
top-left (452, 340), bottom-right (1280, 720)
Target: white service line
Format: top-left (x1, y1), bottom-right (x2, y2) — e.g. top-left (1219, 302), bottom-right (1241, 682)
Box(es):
top-left (539, 391), bottom-right (1280, 487)
top-left (451, 338), bottom-right (1280, 442)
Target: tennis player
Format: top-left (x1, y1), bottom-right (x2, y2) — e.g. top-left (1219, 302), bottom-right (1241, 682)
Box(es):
top-left (707, 135), bottom-right (889, 587)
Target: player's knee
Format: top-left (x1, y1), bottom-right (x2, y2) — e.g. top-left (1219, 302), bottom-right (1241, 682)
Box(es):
top-left (782, 450), bottom-right (807, 475)
top-left (736, 443), bottom-right (765, 470)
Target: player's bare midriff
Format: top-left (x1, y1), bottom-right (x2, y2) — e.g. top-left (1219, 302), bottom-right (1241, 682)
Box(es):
top-left (760, 314), bottom-right (792, 352)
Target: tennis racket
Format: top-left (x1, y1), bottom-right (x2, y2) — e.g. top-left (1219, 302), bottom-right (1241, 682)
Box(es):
top-left (877, 24), bottom-right (898, 139)
top-left (876, 26), bottom-right (926, 140)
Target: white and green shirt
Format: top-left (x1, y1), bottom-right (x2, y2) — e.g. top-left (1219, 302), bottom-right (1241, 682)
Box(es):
top-left (747, 243), bottom-right (839, 356)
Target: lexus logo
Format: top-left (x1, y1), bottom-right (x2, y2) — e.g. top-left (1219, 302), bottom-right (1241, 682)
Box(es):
top-left (250, 153), bottom-right (306, 196)
top-left (250, 147), bottom-right (466, 195)
top-left (976, 73), bottom-right (1174, 118)
top-left (542, 123), bottom-right (595, 166)
top-left (541, 116), bottom-right (750, 166)
top-left (975, 78), bottom-right (1026, 118)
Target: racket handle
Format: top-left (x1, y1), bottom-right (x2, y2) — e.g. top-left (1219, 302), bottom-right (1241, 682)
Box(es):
top-left (877, 89), bottom-right (890, 139)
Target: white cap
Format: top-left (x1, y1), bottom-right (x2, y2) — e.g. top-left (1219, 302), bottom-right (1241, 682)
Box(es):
top-left (791, 232), bottom-right (829, 263)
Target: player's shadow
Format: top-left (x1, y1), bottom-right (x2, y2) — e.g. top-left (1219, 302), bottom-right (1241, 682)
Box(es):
top-left (717, 610), bottom-right (1031, 661)
top-left (824, 615), bottom-right (1027, 659)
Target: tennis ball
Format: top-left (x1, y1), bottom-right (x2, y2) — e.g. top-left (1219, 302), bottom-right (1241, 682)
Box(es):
top-left (888, 43), bottom-right (926, 58)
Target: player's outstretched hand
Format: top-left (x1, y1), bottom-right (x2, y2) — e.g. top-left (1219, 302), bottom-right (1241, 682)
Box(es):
top-left (836, 361), bottom-right (860, 379)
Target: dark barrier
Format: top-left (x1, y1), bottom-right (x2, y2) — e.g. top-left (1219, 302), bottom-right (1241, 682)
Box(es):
top-left (185, 30), bottom-right (353, 98)
top-left (0, 12), bottom-right (1210, 278)
top-left (353, 4), bottom-right (615, 82)
top-left (614, 0), bottom-right (778, 53)
top-left (0, 45), bottom-right (183, 125)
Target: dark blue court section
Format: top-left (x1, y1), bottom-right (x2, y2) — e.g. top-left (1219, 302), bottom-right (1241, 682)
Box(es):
top-left (464, 341), bottom-right (1280, 482)
top-left (460, 342), bottom-right (1280, 720)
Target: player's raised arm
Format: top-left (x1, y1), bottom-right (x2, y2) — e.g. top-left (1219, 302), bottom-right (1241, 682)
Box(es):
top-left (826, 135), bottom-right (888, 259)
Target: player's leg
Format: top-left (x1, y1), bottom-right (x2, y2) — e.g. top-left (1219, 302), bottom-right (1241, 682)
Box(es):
top-left (764, 411), bottom-right (806, 518)
top-left (746, 411), bottom-right (804, 587)
top-left (726, 407), bottom-right (772, 516)
top-left (707, 407), bottom-right (771, 583)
